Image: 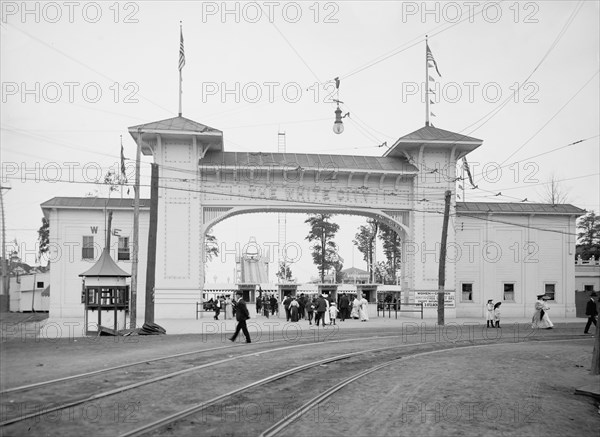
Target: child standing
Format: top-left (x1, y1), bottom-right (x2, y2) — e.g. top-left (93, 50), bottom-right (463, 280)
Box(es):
top-left (493, 302), bottom-right (502, 328)
top-left (486, 299), bottom-right (494, 328)
top-left (329, 302), bottom-right (339, 325)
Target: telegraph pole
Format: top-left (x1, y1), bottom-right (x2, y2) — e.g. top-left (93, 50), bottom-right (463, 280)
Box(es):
top-left (144, 163), bottom-right (158, 323)
top-left (437, 190), bottom-right (452, 326)
top-left (0, 185), bottom-right (11, 312)
top-left (130, 129), bottom-right (142, 328)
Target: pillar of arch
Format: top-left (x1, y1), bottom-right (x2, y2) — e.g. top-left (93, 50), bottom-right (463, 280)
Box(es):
top-left (129, 116), bottom-right (482, 318)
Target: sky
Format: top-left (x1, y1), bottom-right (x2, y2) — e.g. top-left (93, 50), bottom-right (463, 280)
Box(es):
top-left (1, 1), bottom-right (599, 283)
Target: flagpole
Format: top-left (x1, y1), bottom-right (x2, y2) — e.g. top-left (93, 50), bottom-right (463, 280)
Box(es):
top-left (425, 36), bottom-right (429, 127)
top-left (462, 161), bottom-right (466, 201)
top-left (178, 21), bottom-right (183, 117)
top-left (120, 135), bottom-right (123, 199)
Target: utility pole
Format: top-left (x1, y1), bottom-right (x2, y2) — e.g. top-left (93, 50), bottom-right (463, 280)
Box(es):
top-left (144, 163), bottom-right (158, 323)
top-left (437, 190), bottom-right (452, 326)
top-left (130, 129), bottom-right (142, 329)
top-left (0, 185), bottom-right (11, 312)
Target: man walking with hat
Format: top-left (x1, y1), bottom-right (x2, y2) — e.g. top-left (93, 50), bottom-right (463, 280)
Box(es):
top-left (229, 291), bottom-right (251, 343)
top-left (584, 292), bottom-right (598, 334)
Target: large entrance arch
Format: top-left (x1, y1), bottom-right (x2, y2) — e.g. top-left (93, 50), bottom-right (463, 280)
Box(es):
top-left (128, 116), bottom-right (482, 318)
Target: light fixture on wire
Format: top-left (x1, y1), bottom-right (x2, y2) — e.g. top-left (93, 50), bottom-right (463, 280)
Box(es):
top-left (333, 101), bottom-right (344, 134)
top-left (332, 99), bottom-right (349, 134)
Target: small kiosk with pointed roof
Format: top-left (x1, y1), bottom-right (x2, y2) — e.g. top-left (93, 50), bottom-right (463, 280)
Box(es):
top-left (79, 247), bottom-right (131, 335)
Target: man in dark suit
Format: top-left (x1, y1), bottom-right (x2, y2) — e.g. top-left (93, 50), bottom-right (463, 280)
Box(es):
top-left (314, 294), bottom-right (327, 327)
top-left (584, 292), bottom-right (598, 334)
top-left (339, 293), bottom-right (350, 321)
top-left (229, 291), bottom-right (251, 343)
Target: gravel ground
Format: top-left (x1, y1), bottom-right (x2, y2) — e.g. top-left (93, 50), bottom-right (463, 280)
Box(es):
top-left (1, 312), bottom-right (599, 437)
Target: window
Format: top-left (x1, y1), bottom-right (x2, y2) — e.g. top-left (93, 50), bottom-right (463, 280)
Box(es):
top-left (82, 236), bottom-right (94, 259)
top-left (503, 283), bottom-right (515, 301)
top-left (118, 237), bottom-right (130, 261)
top-left (584, 285), bottom-right (595, 292)
top-left (544, 283), bottom-right (556, 301)
top-left (462, 283), bottom-right (473, 302)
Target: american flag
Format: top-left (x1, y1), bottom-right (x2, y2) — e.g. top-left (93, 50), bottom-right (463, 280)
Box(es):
top-left (179, 27), bottom-right (185, 71)
top-left (426, 43), bottom-right (441, 77)
top-left (462, 157), bottom-right (476, 188)
top-left (120, 143), bottom-right (127, 183)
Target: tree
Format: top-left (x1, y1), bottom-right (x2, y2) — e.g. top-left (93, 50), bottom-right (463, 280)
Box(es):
top-left (305, 213), bottom-right (340, 282)
top-left (540, 174), bottom-right (570, 205)
top-left (353, 219), bottom-right (378, 282)
top-left (379, 223), bottom-right (402, 284)
top-left (576, 211), bottom-right (600, 260)
top-left (373, 261), bottom-right (391, 284)
top-left (276, 261), bottom-right (293, 282)
top-left (37, 217), bottom-right (49, 264)
top-left (103, 170), bottom-right (120, 194)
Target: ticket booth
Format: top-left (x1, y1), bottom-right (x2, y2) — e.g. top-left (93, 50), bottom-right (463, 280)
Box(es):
top-left (79, 248), bottom-right (130, 335)
top-left (237, 283), bottom-right (256, 303)
top-left (318, 284), bottom-right (338, 303)
top-left (278, 284), bottom-right (297, 301)
top-left (357, 284), bottom-right (377, 303)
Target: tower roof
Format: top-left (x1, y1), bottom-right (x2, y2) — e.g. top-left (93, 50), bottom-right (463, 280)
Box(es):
top-left (128, 116), bottom-right (221, 134)
top-left (384, 125), bottom-right (482, 158)
top-left (79, 248), bottom-right (131, 277)
top-left (128, 116), bottom-right (224, 155)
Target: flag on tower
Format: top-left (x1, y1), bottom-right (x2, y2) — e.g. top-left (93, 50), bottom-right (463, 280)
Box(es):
top-left (179, 26), bottom-right (185, 71)
top-left (462, 157), bottom-right (476, 188)
top-left (120, 143), bottom-right (127, 184)
top-left (426, 43), bottom-right (441, 77)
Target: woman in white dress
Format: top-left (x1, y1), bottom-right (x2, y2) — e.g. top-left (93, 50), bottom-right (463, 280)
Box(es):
top-left (359, 294), bottom-right (369, 322)
top-left (323, 296), bottom-right (331, 325)
top-left (350, 295), bottom-right (360, 319)
top-left (532, 294), bottom-right (554, 329)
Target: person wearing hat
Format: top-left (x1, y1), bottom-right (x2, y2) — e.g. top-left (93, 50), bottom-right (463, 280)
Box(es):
top-left (359, 294), bottom-right (369, 322)
top-left (229, 291), bottom-right (251, 343)
top-left (584, 292), bottom-right (598, 334)
top-left (493, 302), bottom-right (502, 328)
top-left (532, 294), bottom-right (554, 329)
top-left (314, 293), bottom-right (327, 327)
top-left (486, 299), bottom-right (495, 328)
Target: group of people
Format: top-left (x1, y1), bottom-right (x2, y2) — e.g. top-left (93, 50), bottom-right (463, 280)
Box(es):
top-left (228, 289), bottom-right (599, 345)
top-left (485, 300), bottom-right (502, 328)
top-left (485, 294), bottom-right (557, 330)
top-left (226, 291), bottom-right (372, 344)
top-left (255, 292), bottom-right (278, 318)
top-left (280, 293), bottom-right (370, 326)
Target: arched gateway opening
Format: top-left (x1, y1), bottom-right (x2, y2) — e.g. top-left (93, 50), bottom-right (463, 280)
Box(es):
top-left (128, 116), bottom-right (482, 319)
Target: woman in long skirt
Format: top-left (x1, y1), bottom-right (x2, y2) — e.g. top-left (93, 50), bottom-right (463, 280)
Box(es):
top-left (289, 298), bottom-right (299, 322)
top-left (359, 294), bottom-right (369, 322)
top-left (532, 294), bottom-right (554, 329)
top-left (323, 297), bottom-right (331, 325)
top-left (350, 296), bottom-right (360, 319)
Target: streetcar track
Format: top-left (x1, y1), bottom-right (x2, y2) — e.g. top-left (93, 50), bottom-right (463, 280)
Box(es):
top-left (259, 337), bottom-right (589, 437)
top-left (0, 333), bottom-right (407, 427)
top-left (1, 330), bottom-right (396, 395)
top-left (0, 329), bottom-right (588, 434)
top-left (119, 334), bottom-right (590, 437)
